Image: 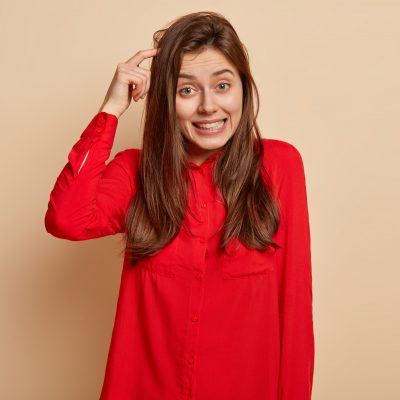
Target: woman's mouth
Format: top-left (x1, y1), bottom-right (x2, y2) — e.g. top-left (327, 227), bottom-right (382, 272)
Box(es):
top-left (192, 118), bottom-right (227, 135)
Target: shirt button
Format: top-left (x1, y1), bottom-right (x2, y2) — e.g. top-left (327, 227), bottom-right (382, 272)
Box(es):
top-left (187, 356), bottom-right (194, 365)
top-left (191, 315), bottom-right (199, 322)
top-left (200, 202), bottom-right (207, 208)
top-left (96, 128), bottom-right (103, 133)
top-left (195, 272), bottom-right (203, 280)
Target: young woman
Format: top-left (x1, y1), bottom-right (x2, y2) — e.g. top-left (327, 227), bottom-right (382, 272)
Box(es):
top-left (45, 11), bottom-right (314, 400)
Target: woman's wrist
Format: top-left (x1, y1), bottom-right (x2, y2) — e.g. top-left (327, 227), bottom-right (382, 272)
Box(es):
top-left (98, 103), bottom-right (122, 119)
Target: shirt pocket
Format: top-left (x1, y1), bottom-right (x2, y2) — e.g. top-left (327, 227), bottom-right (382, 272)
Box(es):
top-left (136, 236), bottom-right (181, 278)
top-left (221, 237), bottom-right (276, 279)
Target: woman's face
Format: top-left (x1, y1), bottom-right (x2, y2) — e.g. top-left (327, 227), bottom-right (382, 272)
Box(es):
top-left (175, 47), bottom-right (243, 165)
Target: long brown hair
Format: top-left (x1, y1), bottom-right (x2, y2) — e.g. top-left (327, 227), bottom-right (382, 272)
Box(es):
top-left (122, 11), bottom-right (280, 265)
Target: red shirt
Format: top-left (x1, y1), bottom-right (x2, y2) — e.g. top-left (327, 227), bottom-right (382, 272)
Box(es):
top-left (45, 111), bottom-right (314, 400)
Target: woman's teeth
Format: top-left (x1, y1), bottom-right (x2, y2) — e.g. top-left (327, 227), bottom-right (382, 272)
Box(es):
top-left (193, 119), bottom-right (225, 129)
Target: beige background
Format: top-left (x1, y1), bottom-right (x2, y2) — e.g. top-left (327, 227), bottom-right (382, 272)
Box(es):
top-left (1, 0), bottom-right (399, 398)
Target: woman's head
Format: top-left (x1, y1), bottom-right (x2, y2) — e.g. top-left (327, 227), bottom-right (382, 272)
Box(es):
top-left (147, 11), bottom-right (260, 165)
top-left (175, 47), bottom-right (243, 165)
top-left (124, 11), bottom-right (279, 265)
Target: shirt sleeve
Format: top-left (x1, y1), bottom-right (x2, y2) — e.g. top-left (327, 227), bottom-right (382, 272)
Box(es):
top-left (44, 111), bottom-right (138, 241)
top-left (273, 143), bottom-right (315, 399)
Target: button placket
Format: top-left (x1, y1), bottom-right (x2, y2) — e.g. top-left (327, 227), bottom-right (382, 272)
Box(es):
top-left (181, 256), bottom-right (205, 399)
top-left (181, 162), bottom-right (215, 400)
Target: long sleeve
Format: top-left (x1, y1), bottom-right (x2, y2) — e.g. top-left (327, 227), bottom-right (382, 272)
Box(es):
top-left (274, 143), bottom-right (315, 399)
top-left (44, 112), bottom-right (138, 240)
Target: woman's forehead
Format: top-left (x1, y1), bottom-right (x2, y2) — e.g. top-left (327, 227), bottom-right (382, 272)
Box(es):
top-left (179, 48), bottom-right (236, 76)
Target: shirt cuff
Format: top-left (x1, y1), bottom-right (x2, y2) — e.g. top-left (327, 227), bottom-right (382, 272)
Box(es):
top-left (80, 111), bottom-right (119, 145)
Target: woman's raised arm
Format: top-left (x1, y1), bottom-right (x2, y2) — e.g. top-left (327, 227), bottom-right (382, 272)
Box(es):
top-left (45, 48), bottom-right (159, 240)
top-left (44, 112), bottom-right (139, 240)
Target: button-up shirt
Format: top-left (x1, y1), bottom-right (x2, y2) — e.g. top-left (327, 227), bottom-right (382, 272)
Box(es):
top-left (45, 112), bottom-right (314, 400)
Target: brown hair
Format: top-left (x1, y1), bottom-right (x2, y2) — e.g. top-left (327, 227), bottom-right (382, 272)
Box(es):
top-left (122, 11), bottom-right (280, 265)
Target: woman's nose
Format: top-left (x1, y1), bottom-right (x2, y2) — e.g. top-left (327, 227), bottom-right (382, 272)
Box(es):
top-left (198, 91), bottom-right (217, 113)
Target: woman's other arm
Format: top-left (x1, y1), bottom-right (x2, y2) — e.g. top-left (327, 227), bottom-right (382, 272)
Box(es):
top-left (272, 142), bottom-right (315, 399)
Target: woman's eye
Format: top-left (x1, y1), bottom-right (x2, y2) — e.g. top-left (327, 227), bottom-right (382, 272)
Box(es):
top-left (178, 83), bottom-right (230, 96)
top-left (179, 87), bottom-right (193, 96)
top-left (218, 83), bottom-right (230, 90)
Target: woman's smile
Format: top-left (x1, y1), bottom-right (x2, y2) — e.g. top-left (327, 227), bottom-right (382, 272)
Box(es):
top-left (192, 118), bottom-right (227, 135)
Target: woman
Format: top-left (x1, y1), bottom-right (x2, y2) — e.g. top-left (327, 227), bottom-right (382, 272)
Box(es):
top-left (45, 11), bottom-right (314, 400)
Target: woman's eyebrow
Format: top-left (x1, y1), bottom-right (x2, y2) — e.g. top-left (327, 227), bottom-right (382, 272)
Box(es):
top-left (178, 68), bottom-right (235, 79)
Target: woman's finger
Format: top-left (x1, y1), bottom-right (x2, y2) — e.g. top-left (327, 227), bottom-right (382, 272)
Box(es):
top-left (125, 48), bottom-right (160, 67)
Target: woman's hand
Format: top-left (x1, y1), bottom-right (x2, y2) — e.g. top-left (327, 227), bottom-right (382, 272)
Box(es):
top-left (99, 48), bottom-right (160, 118)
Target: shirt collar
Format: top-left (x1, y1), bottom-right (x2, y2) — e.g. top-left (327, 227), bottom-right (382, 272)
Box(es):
top-left (188, 150), bottom-right (222, 169)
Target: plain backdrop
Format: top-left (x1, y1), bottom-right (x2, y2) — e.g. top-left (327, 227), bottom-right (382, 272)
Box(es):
top-left (1, 0), bottom-right (399, 399)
